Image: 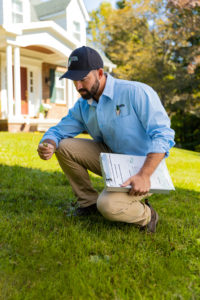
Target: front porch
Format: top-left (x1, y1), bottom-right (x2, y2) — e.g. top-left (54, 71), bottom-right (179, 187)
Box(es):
top-left (0, 22), bottom-right (80, 131)
top-left (0, 116), bottom-right (59, 132)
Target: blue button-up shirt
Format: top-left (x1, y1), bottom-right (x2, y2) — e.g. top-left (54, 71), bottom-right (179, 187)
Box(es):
top-left (41, 74), bottom-right (175, 157)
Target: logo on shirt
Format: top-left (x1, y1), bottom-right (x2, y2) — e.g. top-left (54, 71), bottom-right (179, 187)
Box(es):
top-left (68, 56), bottom-right (78, 68)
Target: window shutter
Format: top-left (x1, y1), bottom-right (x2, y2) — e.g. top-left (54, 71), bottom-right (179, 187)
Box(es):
top-left (49, 68), bottom-right (56, 103)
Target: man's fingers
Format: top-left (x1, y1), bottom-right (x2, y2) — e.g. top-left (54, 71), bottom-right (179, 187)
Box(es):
top-left (38, 143), bottom-right (55, 150)
top-left (129, 187), bottom-right (148, 196)
top-left (38, 148), bottom-right (53, 155)
top-left (122, 175), bottom-right (150, 195)
top-left (121, 179), bottom-right (131, 187)
top-left (129, 188), bottom-right (139, 196)
top-left (40, 153), bottom-right (52, 160)
top-left (37, 143), bottom-right (55, 157)
top-left (37, 149), bottom-right (54, 160)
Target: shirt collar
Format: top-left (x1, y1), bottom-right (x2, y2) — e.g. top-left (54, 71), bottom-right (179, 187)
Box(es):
top-left (102, 73), bottom-right (115, 100)
top-left (86, 73), bottom-right (115, 105)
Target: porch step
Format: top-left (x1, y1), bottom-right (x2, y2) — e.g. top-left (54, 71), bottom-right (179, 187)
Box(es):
top-left (0, 118), bottom-right (59, 132)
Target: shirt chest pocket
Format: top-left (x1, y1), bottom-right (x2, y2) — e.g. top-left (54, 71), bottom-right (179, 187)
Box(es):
top-left (101, 104), bottom-right (131, 130)
top-left (114, 105), bottom-right (130, 119)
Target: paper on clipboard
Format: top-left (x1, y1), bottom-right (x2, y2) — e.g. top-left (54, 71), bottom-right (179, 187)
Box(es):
top-left (100, 153), bottom-right (175, 194)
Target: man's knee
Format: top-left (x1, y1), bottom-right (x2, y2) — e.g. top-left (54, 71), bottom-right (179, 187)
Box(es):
top-left (97, 190), bottom-right (121, 220)
top-left (56, 138), bottom-right (83, 162)
top-left (56, 138), bottom-right (75, 156)
top-left (97, 190), bottom-right (151, 224)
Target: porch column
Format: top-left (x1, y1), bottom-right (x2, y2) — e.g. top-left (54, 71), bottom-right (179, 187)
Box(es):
top-left (14, 47), bottom-right (21, 116)
top-left (6, 45), bottom-right (14, 117)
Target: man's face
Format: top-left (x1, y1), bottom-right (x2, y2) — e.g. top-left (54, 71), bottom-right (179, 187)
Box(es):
top-left (73, 70), bottom-right (100, 100)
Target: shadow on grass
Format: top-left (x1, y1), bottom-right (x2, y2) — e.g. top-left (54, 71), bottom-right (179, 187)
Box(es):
top-left (0, 164), bottom-right (104, 215)
top-left (0, 163), bottom-right (200, 230)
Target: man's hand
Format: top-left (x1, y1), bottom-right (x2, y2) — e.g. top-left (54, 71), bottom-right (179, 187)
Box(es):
top-left (121, 174), bottom-right (151, 196)
top-left (37, 142), bottom-right (55, 160)
top-left (121, 153), bottom-right (165, 196)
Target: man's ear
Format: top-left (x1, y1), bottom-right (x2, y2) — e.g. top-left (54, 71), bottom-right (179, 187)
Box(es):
top-left (97, 68), bottom-right (104, 79)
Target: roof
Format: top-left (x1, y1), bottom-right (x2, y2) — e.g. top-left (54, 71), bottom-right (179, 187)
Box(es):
top-left (33, 0), bottom-right (71, 19)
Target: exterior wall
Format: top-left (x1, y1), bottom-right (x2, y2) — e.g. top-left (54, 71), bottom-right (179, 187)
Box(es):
top-left (51, 14), bottom-right (66, 30)
top-left (2, 0), bottom-right (12, 26)
top-left (2, 0), bottom-right (30, 26)
top-left (46, 103), bottom-right (68, 119)
top-left (42, 62), bottom-right (68, 120)
top-left (66, 0), bottom-right (86, 45)
top-left (24, 0), bottom-right (31, 24)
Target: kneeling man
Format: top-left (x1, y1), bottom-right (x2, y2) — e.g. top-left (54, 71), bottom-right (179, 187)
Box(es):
top-left (37, 46), bottom-right (175, 233)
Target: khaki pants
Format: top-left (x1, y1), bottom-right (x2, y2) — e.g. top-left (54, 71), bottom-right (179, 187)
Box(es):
top-left (56, 138), bottom-right (151, 226)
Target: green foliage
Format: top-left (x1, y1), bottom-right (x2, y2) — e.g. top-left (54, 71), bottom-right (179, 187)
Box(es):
top-left (171, 112), bottom-right (200, 151)
top-left (88, 0), bottom-right (177, 105)
top-left (39, 104), bottom-right (45, 114)
top-left (88, 0), bottom-right (200, 151)
top-left (116, 0), bottom-right (126, 9)
top-left (0, 133), bottom-right (200, 299)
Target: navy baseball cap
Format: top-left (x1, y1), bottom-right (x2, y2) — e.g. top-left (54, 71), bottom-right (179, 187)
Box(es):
top-left (59, 46), bottom-right (104, 81)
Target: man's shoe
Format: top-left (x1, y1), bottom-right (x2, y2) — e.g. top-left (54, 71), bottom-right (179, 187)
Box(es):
top-left (72, 203), bottom-right (98, 216)
top-left (145, 199), bottom-right (159, 233)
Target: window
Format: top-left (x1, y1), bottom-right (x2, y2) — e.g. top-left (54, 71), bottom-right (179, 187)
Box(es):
top-left (73, 21), bottom-right (81, 41)
top-left (55, 71), bottom-right (66, 104)
top-left (12, 0), bottom-right (23, 24)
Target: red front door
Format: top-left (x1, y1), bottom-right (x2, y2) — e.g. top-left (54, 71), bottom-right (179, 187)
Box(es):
top-left (21, 67), bottom-right (28, 114)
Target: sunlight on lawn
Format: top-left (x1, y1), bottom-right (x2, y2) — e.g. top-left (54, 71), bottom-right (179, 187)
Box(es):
top-left (0, 132), bottom-right (199, 191)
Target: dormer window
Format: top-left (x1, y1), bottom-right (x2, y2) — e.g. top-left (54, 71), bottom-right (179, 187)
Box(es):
top-left (12, 0), bottom-right (24, 23)
top-left (73, 21), bottom-right (81, 41)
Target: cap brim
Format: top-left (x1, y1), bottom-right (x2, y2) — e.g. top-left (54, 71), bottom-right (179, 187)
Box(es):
top-left (59, 70), bottom-right (90, 81)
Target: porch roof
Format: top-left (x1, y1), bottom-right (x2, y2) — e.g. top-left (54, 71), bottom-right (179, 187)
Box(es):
top-left (1, 21), bottom-right (80, 63)
top-left (1, 22), bottom-right (116, 70)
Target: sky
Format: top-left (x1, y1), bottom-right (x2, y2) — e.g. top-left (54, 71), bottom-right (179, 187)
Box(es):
top-left (83, 0), bottom-right (117, 12)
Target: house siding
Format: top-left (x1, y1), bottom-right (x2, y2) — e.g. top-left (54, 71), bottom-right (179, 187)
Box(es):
top-left (42, 62), bottom-right (69, 120)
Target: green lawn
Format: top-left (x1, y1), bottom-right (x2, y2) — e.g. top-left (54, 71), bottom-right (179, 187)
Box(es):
top-left (0, 132), bottom-right (200, 300)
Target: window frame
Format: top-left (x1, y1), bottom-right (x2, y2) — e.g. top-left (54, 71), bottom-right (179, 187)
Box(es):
top-left (54, 71), bottom-right (66, 104)
top-left (72, 20), bottom-right (81, 42)
top-left (12, 0), bottom-right (24, 24)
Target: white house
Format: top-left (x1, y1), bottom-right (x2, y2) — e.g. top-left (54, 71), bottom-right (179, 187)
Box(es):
top-left (0, 0), bottom-right (116, 132)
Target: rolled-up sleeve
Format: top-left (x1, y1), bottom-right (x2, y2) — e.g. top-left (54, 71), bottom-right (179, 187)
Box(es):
top-left (40, 100), bottom-right (85, 148)
top-left (133, 86), bottom-right (175, 157)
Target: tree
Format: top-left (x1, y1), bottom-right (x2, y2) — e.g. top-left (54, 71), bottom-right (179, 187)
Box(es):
top-left (88, 0), bottom-right (177, 106)
top-left (166, 0), bottom-right (200, 114)
top-left (116, 0), bottom-right (126, 9)
top-left (88, 0), bottom-right (200, 150)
